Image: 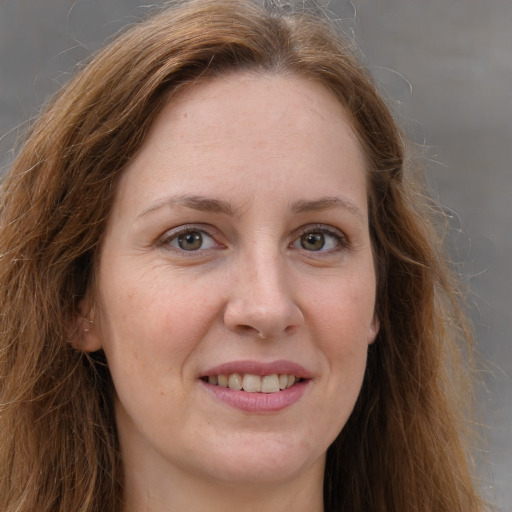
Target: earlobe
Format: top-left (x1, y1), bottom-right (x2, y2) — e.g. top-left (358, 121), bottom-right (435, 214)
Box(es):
top-left (367, 316), bottom-right (380, 345)
top-left (70, 302), bottom-right (103, 353)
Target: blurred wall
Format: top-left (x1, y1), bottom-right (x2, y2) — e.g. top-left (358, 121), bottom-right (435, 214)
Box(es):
top-left (1, 0), bottom-right (510, 509)
top-left (347, 2), bottom-right (511, 509)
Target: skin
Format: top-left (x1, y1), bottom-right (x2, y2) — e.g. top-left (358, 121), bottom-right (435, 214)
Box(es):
top-left (80, 72), bottom-right (379, 512)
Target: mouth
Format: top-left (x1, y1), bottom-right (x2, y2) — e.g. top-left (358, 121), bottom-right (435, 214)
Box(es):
top-left (199, 362), bottom-right (311, 412)
top-left (201, 373), bottom-right (305, 393)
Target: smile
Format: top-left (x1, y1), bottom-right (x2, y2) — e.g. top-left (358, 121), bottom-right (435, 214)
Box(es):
top-left (203, 373), bottom-right (301, 393)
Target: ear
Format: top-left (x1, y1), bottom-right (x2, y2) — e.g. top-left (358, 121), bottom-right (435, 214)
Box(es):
top-left (70, 299), bottom-right (103, 353)
top-left (367, 315), bottom-right (380, 345)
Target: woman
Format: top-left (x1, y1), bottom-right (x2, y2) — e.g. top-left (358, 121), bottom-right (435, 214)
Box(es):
top-left (0, 0), bottom-right (485, 510)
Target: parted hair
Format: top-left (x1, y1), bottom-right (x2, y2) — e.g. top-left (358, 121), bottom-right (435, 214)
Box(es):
top-left (0, 1), bottom-right (483, 510)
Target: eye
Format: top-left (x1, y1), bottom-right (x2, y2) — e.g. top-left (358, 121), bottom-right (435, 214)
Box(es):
top-left (292, 226), bottom-right (346, 252)
top-left (163, 228), bottom-right (219, 252)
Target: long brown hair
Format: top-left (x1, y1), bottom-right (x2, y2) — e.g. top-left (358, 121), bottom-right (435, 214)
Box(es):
top-left (0, 1), bottom-right (484, 510)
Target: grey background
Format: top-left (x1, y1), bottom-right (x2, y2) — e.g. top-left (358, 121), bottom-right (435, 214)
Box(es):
top-left (0, 0), bottom-right (510, 509)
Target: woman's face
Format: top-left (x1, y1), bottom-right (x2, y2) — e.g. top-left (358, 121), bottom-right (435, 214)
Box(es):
top-left (83, 73), bottom-right (378, 492)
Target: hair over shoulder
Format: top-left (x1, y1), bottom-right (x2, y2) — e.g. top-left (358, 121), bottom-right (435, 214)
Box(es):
top-left (0, 1), bottom-right (485, 510)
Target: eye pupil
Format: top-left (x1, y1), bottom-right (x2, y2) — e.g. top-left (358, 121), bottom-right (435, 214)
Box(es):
top-left (178, 231), bottom-right (203, 251)
top-left (301, 233), bottom-right (325, 251)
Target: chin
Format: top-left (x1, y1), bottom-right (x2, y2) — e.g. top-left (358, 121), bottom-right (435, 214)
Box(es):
top-left (194, 432), bottom-right (326, 486)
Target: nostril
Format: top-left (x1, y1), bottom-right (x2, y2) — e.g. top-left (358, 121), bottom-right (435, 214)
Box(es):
top-left (237, 324), bottom-right (264, 337)
top-left (284, 325), bottom-right (297, 335)
top-left (233, 323), bottom-right (298, 340)
top-left (223, 296), bottom-right (304, 339)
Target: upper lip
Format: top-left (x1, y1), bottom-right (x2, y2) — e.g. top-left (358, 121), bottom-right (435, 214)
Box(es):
top-left (200, 360), bottom-right (312, 379)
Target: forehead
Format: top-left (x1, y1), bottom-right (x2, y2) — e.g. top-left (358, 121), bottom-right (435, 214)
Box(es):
top-left (154, 71), bottom-right (359, 147)
top-left (114, 72), bottom-right (368, 218)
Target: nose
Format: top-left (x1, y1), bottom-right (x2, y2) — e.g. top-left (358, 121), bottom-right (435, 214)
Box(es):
top-left (223, 250), bottom-right (304, 339)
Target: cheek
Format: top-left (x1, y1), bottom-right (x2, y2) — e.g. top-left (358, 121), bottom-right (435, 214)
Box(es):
top-left (97, 266), bottom-right (221, 371)
top-left (95, 272), bottom-right (210, 425)
top-left (310, 272), bottom-right (377, 344)
top-left (307, 274), bottom-right (375, 403)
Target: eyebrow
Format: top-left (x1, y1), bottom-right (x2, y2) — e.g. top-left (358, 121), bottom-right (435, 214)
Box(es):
top-left (137, 194), bottom-right (237, 219)
top-left (137, 194), bottom-right (364, 222)
top-left (291, 196), bottom-right (364, 222)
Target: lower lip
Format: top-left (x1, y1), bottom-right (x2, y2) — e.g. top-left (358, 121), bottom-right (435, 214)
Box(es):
top-left (200, 379), bottom-right (309, 413)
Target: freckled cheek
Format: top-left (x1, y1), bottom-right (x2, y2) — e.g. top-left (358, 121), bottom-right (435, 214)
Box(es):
top-left (310, 279), bottom-right (376, 338)
top-left (104, 277), bottom-right (218, 367)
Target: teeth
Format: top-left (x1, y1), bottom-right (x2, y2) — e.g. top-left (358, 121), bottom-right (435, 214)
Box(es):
top-left (207, 373), bottom-right (300, 393)
top-left (228, 373), bottom-right (243, 390)
top-left (261, 374), bottom-right (280, 393)
top-left (242, 374), bottom-right (261, 393)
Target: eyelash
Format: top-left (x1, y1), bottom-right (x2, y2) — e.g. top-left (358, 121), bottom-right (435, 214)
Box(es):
top-left (158, 225), bottom-right (222, 255)
top-left (158, 223), bottom-right (349, 255)
top-left (293, 224), bottom-right (350, 253)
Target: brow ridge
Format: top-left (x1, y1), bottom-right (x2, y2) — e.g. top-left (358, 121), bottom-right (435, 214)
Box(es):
top-left (138, 194), bottom-right (236, 218)
top-left (138, 194), bottom-right (363, 221)
top-left (291, 196), bottom-right (364, 221)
